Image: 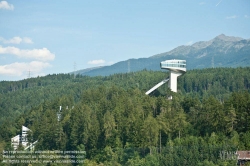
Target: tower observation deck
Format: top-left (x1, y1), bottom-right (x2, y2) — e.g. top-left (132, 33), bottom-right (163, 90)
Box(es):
top-left (160, 59), bottom-right (186, 73)
top-left (145, 59), bottom-right (186, 95)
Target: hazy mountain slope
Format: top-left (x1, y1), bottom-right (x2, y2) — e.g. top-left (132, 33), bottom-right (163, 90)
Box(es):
top-left (82, 34), bottom-right (250, 76)
top-left (72, 66), bottom-right (104, 75)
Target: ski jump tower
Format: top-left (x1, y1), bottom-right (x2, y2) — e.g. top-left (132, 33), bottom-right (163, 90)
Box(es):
top-left (145, 59), bottom-right (186, 95)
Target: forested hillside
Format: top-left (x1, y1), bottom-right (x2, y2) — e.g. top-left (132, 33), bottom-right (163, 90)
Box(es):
top-left (0, 67), bottom-right (250, 165)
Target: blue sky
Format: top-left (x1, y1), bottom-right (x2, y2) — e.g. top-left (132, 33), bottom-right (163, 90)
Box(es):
top-left (0, 0), bottom-right (250, 81)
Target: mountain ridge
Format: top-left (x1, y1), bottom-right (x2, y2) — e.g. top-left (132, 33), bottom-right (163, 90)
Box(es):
top-left (77, 34), bottom-right (250, 76)
top-left (152, 34), bottom-right (248, 58)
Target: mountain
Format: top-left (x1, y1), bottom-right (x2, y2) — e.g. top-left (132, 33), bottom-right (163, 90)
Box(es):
top-left (72, 66), bottom-right (104, 75)
top-left (78, 34), bottom-right (250, 76)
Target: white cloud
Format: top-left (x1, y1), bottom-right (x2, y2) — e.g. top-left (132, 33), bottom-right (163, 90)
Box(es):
top-left (0, 46), bottom-right (55, 61)
top-left (107, 61), bottom-right (114, 65)
top-left (88, 59), bottom-right (105, 65)
top-left (245, 15), bottom-right (249, 18)
top-left (226, 15), bottom-right (237, 19)
top-left (186, 41), bottom-right (193, 46)
top-left (199, 2), bottom-right (205, 5)
top-left (0, 1), bottom-right (14, 10)
top-left (22, 37), bottom-right (33, 44)
top-left (0, 36), bottom-right (33, 44)
top-left (0, 61), bottom-right (51, 76)
top-left (3, 37), bottom-right (22, 44)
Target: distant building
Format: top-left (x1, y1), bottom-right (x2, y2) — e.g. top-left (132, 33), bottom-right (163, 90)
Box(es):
top-left (11, 126), bottom-right (37, 151)
top-left (21, 126), bottom-right (30, 147)
top-left (237, 151), bottom-right (250, 166)
top-left (11, 135), bottom-right (20, 150)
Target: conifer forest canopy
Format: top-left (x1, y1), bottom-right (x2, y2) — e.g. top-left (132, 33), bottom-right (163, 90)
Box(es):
top-left (0, 67), bottom-right (250, 165)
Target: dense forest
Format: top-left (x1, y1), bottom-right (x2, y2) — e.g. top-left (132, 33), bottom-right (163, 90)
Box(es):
top-left (0, 67), bottom-right (250, 165)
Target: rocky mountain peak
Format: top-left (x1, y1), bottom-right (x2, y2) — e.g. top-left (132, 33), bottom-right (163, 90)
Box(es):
top-left (214, 34), bottom-right (243, 42)
top-left (190, 34), bottom-right (243, 50)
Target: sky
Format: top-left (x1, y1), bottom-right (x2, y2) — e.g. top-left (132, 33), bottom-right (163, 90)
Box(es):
top-left (0, 0), bottom-right (250, 81)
